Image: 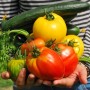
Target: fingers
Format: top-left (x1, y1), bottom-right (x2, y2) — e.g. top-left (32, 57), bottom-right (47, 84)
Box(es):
top-left (34, 79), bottom-right (43, 86)
top-left (53, 78), bottom-right (76, 88)
top-left (1, 69), bottom-right (51, 89)
top-left (26, 74), bottom-right (43, 88)
top-left (43, 80), bottom-right (52, 86)
top-left (53, 63), bottom-right (88, 88)
top-left (53, 73), bottom-right (77, 88)
top-left (78, 63), bottom-right (88, 84)
top-left (26, 74), bottom-right (35, 88)
top-left (15, 68), bottom-right (26, 89)
top-left (1, 71), bottom-right (10, 79)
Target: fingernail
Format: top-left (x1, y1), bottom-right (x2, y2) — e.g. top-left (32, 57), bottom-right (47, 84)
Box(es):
top-left (29, 74), bottom-right (35, 79)
top-left (22, 68), bottom-right (26, 71)
top-left (5, 72), bottom-right (10, 78)
top-left (53, 81), bottom-right (58, 85)
top-left (43, 81), bottom-right (47, 85)
top-left (19, 68), bottom-right (26, 78)
top-left (43, 81), bottom-right (51, 85)
top-left (21, 68), bottom-right (26, 73)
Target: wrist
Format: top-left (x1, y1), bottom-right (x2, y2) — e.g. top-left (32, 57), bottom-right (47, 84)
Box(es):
top-left (79, 62), bottom-right (90, 77)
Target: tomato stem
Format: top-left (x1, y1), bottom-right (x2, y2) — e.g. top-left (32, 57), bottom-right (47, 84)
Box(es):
top-left (53, 45), bottom-right (61, 54)
top-left (45, 39), bottom-right (56, 48)
top-left (68, 39), bottom-right (78, 47)
top-left (46, 13), bottom-right (54, 20)
top-left (31, 46), bottom-right (40, 58)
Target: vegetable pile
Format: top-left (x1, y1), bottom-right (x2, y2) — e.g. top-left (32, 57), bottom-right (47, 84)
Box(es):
top-left (1, 1), bottom-right (90, 81)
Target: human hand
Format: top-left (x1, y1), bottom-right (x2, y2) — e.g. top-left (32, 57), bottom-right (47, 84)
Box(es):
top-left (1, 68), bottom-right (43, 89)
top-left (43, 63), bottom-right (88, 88)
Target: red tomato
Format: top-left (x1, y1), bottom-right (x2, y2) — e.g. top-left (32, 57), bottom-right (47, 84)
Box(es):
top-left (54, 44), bottom-right (78, 77)
top-left (26, 47), bottom-right (65, 80)
top-left (21, 38), bottom-right (45, 54)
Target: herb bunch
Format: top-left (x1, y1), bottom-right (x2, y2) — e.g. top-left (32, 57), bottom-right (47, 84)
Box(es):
top-left (0, 31), bottom-right (17, 72)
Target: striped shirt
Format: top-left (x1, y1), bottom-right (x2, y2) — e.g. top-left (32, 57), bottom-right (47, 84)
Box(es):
top-left (0, 0), bottom-right (90, 57)
top-left (0, 0), bottom-right (19, 23)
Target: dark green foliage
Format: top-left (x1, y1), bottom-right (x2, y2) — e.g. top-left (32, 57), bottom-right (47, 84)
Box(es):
top-left (0, 31), bottom-right (17, 72)
top-left (0, 29), bottom-right (28, 72)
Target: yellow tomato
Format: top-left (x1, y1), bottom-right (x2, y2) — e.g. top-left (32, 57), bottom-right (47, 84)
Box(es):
top-left (33, 13), bottom-right (67, 43)
top-left (61, 35), bottom-right (84, 58)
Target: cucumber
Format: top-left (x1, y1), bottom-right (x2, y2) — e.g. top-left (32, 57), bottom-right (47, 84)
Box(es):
top-left (1, 1), bottom-right (89, 31)
top-left (66, 24), bottom-right (80, 35)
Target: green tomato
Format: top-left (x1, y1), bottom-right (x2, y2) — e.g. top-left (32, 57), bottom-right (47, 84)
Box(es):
top-left (7, 59), bottom-right (26, 80)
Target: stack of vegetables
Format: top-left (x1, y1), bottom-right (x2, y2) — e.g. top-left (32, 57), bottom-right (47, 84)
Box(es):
top-left (1, 1), bottom-right (90, 80)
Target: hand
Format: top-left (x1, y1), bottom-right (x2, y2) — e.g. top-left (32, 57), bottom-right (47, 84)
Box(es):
top-left (43, 63), bottom-right (88, 88)
top-left (1, 68), bottom-right (43, 89)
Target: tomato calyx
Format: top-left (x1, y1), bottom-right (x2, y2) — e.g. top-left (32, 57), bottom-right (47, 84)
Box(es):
top-left (31, 46), bottom-right (41, 58)
top-left (62, 39), bottom-right (80, 55)
top-left (53, 45), bottom-right (62, 54)
top-left (45, 13), bottom-right (54, 20)
top-left (68, 39), bottom-right (77, 47)
top-left (63, 39), bottom-right (78, 47)
top-left (45, 39), bottom-right (56, 48)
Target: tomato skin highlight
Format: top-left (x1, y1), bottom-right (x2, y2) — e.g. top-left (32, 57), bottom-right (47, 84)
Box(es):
top-left (33, 13), bottom-right (67, 43)
top-left (26, 47), bottom-right (65, 80)
top-left (54, 44), bottom-right (78, 77)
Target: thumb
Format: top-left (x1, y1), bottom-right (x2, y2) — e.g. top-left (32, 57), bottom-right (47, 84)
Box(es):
top-left (15, 68), bottom-right (26, 87)
top-left (78, 64), bottom-right (88, 84)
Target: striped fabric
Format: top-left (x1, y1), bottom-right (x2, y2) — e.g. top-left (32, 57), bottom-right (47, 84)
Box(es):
top-left (0, 0), bottom-right (19, 25)
top-left (0, 0), bottom-right (90, 57)
top-left (71, 9), bottom-right (90, 57)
